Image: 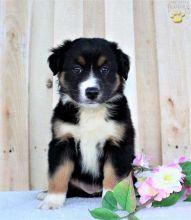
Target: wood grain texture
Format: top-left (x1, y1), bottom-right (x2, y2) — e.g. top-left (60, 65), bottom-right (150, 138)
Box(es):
top-left (1, 0), bottom-right (191, 191)
top-left (0, 0), bottom-right (32, 190)
top-left (133, 0), bottom-right (162, 165)
top-left (105, 0), bottom-right (139, 152)
top-left (29, 0), bottom-right (54, 190)
top-left (83, 0), bottom-right (105, 37)
top-left (154, 0), bottom-right (191, 163)
top-left (53, 0), bottom-right (83, 107)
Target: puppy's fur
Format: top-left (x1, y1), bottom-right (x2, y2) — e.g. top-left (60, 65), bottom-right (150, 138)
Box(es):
top-left (39, 38), bottom-right (135, 209)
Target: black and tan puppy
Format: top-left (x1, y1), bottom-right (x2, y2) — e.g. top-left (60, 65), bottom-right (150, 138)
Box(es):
top-left (39, 38), bottom-right (135, 209)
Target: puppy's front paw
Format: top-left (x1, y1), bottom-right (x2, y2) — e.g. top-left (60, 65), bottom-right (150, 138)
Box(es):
top-left (38, 193), bottom-right (66, 210)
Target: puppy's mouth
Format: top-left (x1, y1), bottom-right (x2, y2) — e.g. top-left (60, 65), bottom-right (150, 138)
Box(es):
top-left (79, 96), bottom-right (104, 105)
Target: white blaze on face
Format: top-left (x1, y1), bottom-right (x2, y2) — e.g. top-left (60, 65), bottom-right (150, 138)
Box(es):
top-left (79, 74), bottom-right (98, 101)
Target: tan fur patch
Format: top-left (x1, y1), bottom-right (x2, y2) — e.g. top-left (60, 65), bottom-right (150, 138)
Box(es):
top-left (77, 56), bottom-right (86, 65)
top-left (58, 72), bottom-right (65, 87)
top-left (59, 133), bottom-right (73, 141)
top-left (112, 74), bottom-right (121, 93)
top-left (97, 56), bottom-right (106, 66)
top-left (48, 161), bottom-right (74, 193)
top-left (103, 162), bottom-right (119, 190)
top-left (108, 137), bottom-right (121, 146)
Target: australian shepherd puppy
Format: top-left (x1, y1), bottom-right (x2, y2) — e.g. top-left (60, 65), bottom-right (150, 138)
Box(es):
top-left (39, 38), bottom-right (135, 209)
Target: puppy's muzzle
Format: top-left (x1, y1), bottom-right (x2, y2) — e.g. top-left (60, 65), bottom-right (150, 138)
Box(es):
top-left (85, 87), bottom-right (100, 100)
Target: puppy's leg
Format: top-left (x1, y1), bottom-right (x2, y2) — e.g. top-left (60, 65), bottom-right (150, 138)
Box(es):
top-left (39, 161), bottom-right (74, 209)
top-left (102, 162), bottom-right (119, 198)
top-left (39, 139), bottom-right (75, 209)
top-left (102, 141), bottom-right (133, 198)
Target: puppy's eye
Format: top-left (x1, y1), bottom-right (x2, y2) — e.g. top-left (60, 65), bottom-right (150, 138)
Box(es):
top-left (72, 65), bottom-right (82, 74)
top-left (100, 65), bottom-right (109, 74)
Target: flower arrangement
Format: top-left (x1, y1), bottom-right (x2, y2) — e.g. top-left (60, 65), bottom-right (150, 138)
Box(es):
top-left (89, 155), bottom-right (191, 220)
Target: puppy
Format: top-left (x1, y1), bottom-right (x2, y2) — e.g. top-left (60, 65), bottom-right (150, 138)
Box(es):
top-left (39, 38), bottom-right (135, 209)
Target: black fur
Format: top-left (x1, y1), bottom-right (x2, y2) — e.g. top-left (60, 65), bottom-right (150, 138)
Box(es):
top-left (48, 38), bottom-right (130, 104)
top-left (48, 40), bottom-right (73, 75)
top-left (47, 38), bottom-right (135, 197)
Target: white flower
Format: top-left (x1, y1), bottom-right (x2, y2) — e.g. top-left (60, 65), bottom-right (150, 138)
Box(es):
top-left (152, 164), bottom-right (184, 193)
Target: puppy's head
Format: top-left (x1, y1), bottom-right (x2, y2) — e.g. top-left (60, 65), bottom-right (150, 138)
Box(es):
top-left (48, 38), bottom-right (130, 105)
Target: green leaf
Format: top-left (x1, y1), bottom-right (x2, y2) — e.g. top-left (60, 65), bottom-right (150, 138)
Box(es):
top-left (113, 174), bottom-right (136, 213)
top-left (102, 191), bottom-right (118, 211)
top-left (185, 174), bottom-right (191, 186)
top-left (184, 193), bottom-right (191, 201)
top-left (128, 214), bottom-right (140, 220)
top-left (152, 191), bottom-right (183, 207)
top-left (180, 162), bottom-right (191, 186)
top-left (180, 161), bottom-right (191, 172)
top-left (89, 208), bottom-right (120, 220)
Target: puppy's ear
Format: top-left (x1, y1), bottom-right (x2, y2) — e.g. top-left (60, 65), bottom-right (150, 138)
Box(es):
top-left (110, 42), bottom-right (130, 80)
top-left (48, 40), bottom-right (72, 75)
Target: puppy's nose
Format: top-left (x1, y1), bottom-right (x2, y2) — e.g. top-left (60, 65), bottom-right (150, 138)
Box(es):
top-left (85, 87), bottom-right (99, 100)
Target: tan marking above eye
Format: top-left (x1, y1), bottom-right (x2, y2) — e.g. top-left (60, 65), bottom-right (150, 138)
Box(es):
top-left (77, 56), bottom-right (86, 65)
top-left (97, 56), bottom-right (106, 66)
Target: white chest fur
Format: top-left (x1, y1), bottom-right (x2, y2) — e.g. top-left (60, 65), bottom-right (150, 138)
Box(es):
top-left (54, 105), bottom-right (124, 177)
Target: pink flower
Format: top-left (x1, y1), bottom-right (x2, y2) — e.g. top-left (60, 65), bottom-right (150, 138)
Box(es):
top-left (137, 163), bottom-right (185, 206)
top-left (137, 177), bottom-right (158, 205)
top-left (134, 171), bottom-right (152, 188)
top-left (133, 154), bottom-right (150, 168)
top-left (174, 156), bottom-right (187, 164)
top-left (137, 176), bottom-right (171, 205)
top-left (183, 186), bottom-right (191, 200)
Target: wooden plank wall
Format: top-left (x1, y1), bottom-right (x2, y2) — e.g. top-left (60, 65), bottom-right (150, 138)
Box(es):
top-left (29, 0), bottom-right (54, 190)
top-left (154, 0), bottom-right (191, 163)
top-left (0, 0), bottom-right (190, 190)
top-left (133, 0), bottom-right (162, 165)
top-left (0, 0), bottom-right (32, 190)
